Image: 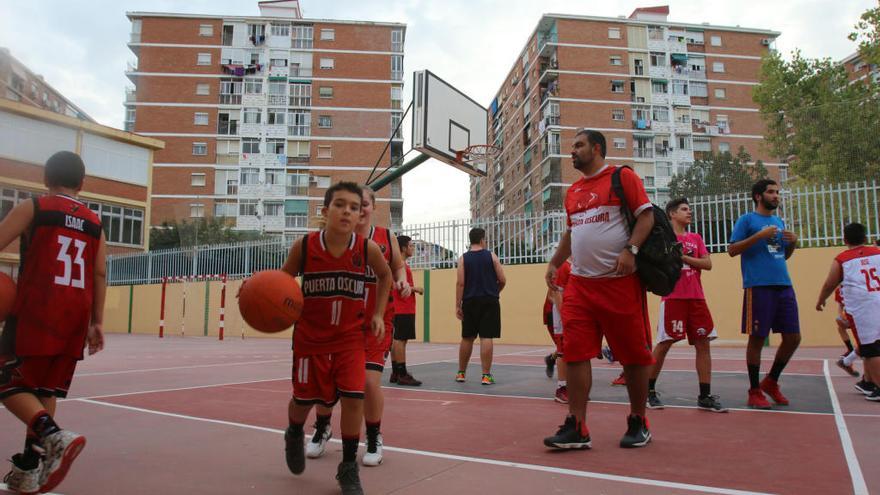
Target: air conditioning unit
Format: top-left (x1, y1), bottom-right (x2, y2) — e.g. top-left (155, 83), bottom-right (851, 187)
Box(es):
top-left (761, 38), bottom-right (771, 46)
top-left (309, 175), bottom-right (319, 185)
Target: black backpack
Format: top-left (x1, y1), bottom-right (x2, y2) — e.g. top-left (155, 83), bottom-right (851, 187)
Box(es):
top-left (611, 166), bottom-right (683, 296)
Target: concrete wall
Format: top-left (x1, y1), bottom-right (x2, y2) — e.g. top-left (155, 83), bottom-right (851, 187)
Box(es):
top-left (104, 246), bottom-right (846, 347)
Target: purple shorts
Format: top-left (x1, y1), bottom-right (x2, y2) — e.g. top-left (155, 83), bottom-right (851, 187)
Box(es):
top-left (741, 286), bottom-right (800, 338)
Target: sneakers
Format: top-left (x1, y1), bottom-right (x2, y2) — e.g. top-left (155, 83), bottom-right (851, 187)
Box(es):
top-left (481, 373), bottom-right (495, 385)
top-left (389, 371), bottom-right (399, 384)
top-left (554, 386), bottom-right (569, 404)
top-left (455, 371), bottom-right (466, 382)
top-left (747, 388), bottom-right (772, 409)
top-left (362, 433), bottom-right (383, 467)
top-left (619, 414), bottom-right (651, 448)
top-left (601, 345), bottom-right (616, 363)
top-left (3, 455), bottom-right (41, 495)
top-left (396, 374), bottom-right (422, 386)
top-left (854, 380), bottom-right (877, 395)
top-left (543, 415), bottom-right (591, 449)
top-left (647, 390), bottom-right (664, 409)
top-left (867, 389), bottom-right (880, 402)
top-left (697, 395), bottom-right (729, 413)
top-left (336, 461), bottom-right (364, 495)
top-left (306, 423), bottom-right (331, 459)
top-left (544, 353), bottom-right (556, 378)
top-left (760, 377), bottom-right (789, 405)
top-left (284, 426), bottom-right (306, 475)
top-left (836, 358), bottom-right (860, 378)
top-left (611, 373), bottom-right (627, 386)
top-left (38, 430), bottom-right (86, 494)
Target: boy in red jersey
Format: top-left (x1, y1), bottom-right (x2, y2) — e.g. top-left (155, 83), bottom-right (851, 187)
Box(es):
top-left (543, 259), bottom-right (571, 403)
top-left (390, 235), bottom-right (423, 386)
top-left (0, 151), bottom-right (106, 494)
top-left (280, 182), bottom-right (392, 495)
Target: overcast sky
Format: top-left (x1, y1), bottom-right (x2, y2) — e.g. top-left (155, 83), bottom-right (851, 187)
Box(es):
top-left (0, 0), bottom-right (873, 225)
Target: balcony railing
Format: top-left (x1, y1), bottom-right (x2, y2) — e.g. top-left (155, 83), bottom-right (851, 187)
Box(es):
top-left (288, 125), bottom-right (311, 137)
top-left (286, 186), bottom-right (308, 196)
top-left (391, 70), bottom-right (404, 81)
top-left (289, 66), bottom-right (313, 78)
top-left (125, 87), bottom-right (136, 102)
top-left (634, 148), bottom-right (654, 158)
top-left (126, 60), bottom-right (138, 72)
top-left (130, 32), bottom-right (140, 43)
top-left (267, 94), bottom-right (287, 106)
top-left (219, 94), bottom-right (242, 105)
top-left (286, 216), bottom-right (308, 229)
top-left (217, 122), bottom-right (238, 135)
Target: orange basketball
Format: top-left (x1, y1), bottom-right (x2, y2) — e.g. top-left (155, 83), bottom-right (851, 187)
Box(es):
top-left (238, 270), bottom-right (303, 333)
top-left (0, 273), bottom-right (16, 321)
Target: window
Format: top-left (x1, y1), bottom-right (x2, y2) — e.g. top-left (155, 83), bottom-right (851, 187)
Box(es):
top-left (199, 24), bottom-right (213, 36)
top-left (610, 56), bottom-right (623, 66)
top-left (94, 204), bottom-right (143, 246)
top-left (317, 145), bottom-right (332, 159)
top-left (714, 88), bottom-right (726, 99)
top-left (391, 55), bottom-right (403, 80)
top-left (650, 52), bottom-right (666, 67)
top-left (712, 62), bottom-right (725, 73)
top-left (288, 111), bottom-right (311, 136)
top-left (320, 29), bottom-right (335, 40)
top-left (222, 25), bottom-right (234, 46)
top-left (241, 138), bottom-right (260, 154)
top-left (391, 86), bottom-right (403, 109)
top-left (710, 35), bottom-right (722, 46)
top-left (191, 173), bottom-right (206, 187)
top-left (613, 138), bottom-right (626, 149)
top-left (244, 78), bottom-right (262, 94)
top-left (197, 53), bottom-right (211, 65)
top-left (190, 204), bottom-right (205, 218)
top-left (644, 176), bottom-right (655, 187)
top-left (194, 112), bottom-right (209, 126)
top-left (265, 202), bottom-right (283, 217)
top-left (292, 25), bottom-right (314, 49)
top-left (266, 138), bottom-right (285, 154)
top-left (270, 57), bottom-right (287, 67)
top-left (196, 83), bottom-right (210, 95)
top-left (216, 139), bottom-right (240, 154)
top-left (289, 141), bottom-right (310, 158)
top-left (691, 81), bottom-right (708, 97)
top-left (286, 173), bottom-right (309, 196)
top-left (392, 29), bottom-right (404, 52)
top-left (192, 142), bottom-right (207, 155)
top-left (289, 83), bottom-right (312, 107)
top-left (651, 80), bottom-right (667, 93)
top-left (318, 115), bottom-right (332, 128)
top-left (652, 106), bottom-right (669, 121)
top-left (677, 135), bottom-right (692, 150)
top-left (270, 23), bottom-right (290, 37)
top-left (612, 109), bottom-right (625, 121)
top-left (214, 202), bottom-right (236, 217)
top-left (239, 200), bottom-right (258, 216)
top-left (611, 80), bottom-right (625, 93)
top-left (718, 142), bottom-right (731, 153)
top-left (655, 162), bottom-right (672, 177)
top-left (319, 86), bottom-right (333, 98)
top-left (264, 168), bottom-right (284, 185)
top-left (240, 168), bottom-right (259, 185)
top-left (672, 80), bottom-right (688, 95)
top-left (267, 108), bottom-right (286, 125)
top-left (320, 58), bottom-right (335, 69)
top-left (608, 27), bottom-right (621, 39)
top-left (243, 107), bottom-right (261, 124)
top-left (219, 79), bottom-right (242, 104)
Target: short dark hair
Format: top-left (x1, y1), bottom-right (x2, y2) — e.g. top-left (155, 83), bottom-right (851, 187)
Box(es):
top-left (323, 181), bottom-right (363, 207)
top-left (397, 235), bottom-right (412, 249)
top-left (44, 151), bottom-right (85, 189)
top-left (844, 223), bottom-right (867, 246)
top-left (575, 129), bottom-right (606, 158)
top-left (751, 179), bottom-right (777, 205)
top-left (469, 227), bottom-right (486, 245)
top-left (665, 198), bottom-right (689, 218)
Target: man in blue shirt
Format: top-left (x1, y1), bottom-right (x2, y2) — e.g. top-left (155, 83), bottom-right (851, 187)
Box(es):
top-left (728, 179), bottom-right (800, 409)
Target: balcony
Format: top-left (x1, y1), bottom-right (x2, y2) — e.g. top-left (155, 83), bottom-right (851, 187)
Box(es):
top-left (124, 87), bottom-right (136, 103)
top-left (267, 94), bottom-right (287, 106)
top-left (289, 66), bottom-right (313, 78)
top-left (391, 70), bottom-right (404, 81)
top-left (288, 124), bottom-right (311, 137)
top-left (634, 148), bottom-right (654, 159)
top-left (652, 93), bottom-right (670, 105)
top-left (671, 93), bottom-right (691, 107)
top-left (287, 155), bottom-right (310, 165)
top-left (217, 121), bottom-right (239, 136)
top-left (285, 215), bottom-right (308, 229)
top-left (648, 65), bottom-right (670, 79)
top-left (392, 41), bottom-right (403, 53)
top-left (219, 94), bottom-right (242, 105)
top-left (632, 119), bottom-right (652, 130)
top-left (126, 60), bottom-right (138, 72)
top-left (123, 121), bottom-right (135, 132)
top-left (654, 147), bottom-right (669, 158)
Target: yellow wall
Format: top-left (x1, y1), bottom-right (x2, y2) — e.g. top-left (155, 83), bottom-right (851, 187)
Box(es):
top-left (103, 247), bottom-right (847, 347)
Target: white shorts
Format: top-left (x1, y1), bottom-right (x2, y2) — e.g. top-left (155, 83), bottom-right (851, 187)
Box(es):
top-left (552, 304), bottom-right (563, 336)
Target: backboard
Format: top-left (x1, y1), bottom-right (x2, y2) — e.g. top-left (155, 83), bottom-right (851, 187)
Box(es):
top-left (412, 70), bottom-right (488, 176)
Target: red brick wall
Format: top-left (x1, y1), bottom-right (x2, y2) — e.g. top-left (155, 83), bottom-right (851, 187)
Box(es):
top-left (139, 17), bottom-right (222, 45)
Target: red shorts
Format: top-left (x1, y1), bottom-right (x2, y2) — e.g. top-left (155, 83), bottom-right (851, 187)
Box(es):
top-left (562, 274), bottom-right (653, 366)
top-left (657, 299), bottom-right (716, 345)
top-left (292, 348), bottom-right (365, 407)
top-left (364, 312), bottom-right (394, 371)
top-left (0, 355), bottom-right (78, 399)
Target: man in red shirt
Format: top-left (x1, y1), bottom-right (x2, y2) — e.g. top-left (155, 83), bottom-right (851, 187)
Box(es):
top-left (390, 235), bottom-right (423, 386)
top-left (0, 151), bottom-right (105, 494)
top-left (543, 130), bottom-right (655, 450)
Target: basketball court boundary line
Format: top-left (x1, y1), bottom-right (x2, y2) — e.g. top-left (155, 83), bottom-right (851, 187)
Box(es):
top-left (76, 359), bottom-right (290, 377)
top-left (823, 359), bottom-right (868, 495)
top-left (482, 361), bottom-right (825, 377)
top-left (0, 483), bottom-right (62, 495)
top-left (75, 398), bottom-right (774, 495)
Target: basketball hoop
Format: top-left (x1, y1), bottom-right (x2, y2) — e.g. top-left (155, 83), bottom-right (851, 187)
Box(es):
top-left (455, 145), bottom-right (501, 167)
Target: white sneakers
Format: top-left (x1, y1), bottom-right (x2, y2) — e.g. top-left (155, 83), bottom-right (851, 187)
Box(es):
top-left (39, 430), bottom-right (86, 493)
top-left (306, 427), bottom-right (332, 459)
top-left (3, 455), bottom-right (41, 495)
top-left (362, 433), bottom-right (383, 467)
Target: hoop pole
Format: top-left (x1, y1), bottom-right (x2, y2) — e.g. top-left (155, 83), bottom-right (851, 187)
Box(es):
top-left (219, 274), bottom-right (227, 341)
top-left (181, 279), bottom-right (187, 337)
top-left (369, 153), bottom-right (431, 191)
top-left (159, 277), bottom-right (167, 338)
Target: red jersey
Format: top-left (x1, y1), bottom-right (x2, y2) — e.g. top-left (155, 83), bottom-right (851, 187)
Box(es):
top-left (294, 231), bottom-right (369, 354)
top-left (13, 195), bottom-right (102, 359)
top-left (364, 226), bottom-right (395, 322)
top-left (543, 261), bottom-right (571, 324)
top-left (392, 263), bottom-right (416, 315)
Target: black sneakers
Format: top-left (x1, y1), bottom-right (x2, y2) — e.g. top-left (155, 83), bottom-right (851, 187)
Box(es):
top-left (284, 426), bottom-right (305, 475)
top-left (619, 414), bottom-right (651, 448)
top-left (336, 461), bottom-right (364, 495)
top-left (854, 380), bottom-right (877, 395)
top-left (647, 391), bottom-right (664, 409)
top-left (543, 415), bottom-right (591, 449)
top-left (697, 395), bottom-right (729, 413)
top-left (544, 353), bottom-right (556, 378)
top-left (867, 388), bottom-right (880, 402)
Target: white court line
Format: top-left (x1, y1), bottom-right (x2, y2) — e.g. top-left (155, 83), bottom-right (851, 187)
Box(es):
top-left (76, 359), bottom-right (289, 377)
top-left (823, 359), bottom-right (868, 495)
top-left (69, 377), bottom-right (289, 402)
top-left (77, 398), bottom-right (772, 495)
top-left (844, 413), bottom-right (880, 418)
top-left (489, 362), bottom-right (824, 377)
top-left (0, 483), bottom-right (62, 495)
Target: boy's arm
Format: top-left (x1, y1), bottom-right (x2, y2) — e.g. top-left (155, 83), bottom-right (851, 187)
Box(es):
top-left (0, 200), bottom-right (35, 251)
top-left (683, 254), bottom-right (712, 271)
top-left (816, 260), bottom-right (843, 311)
top-left (88, 231), bottom-right (107, 355)
top-left (546, 231), bottom-right (571, 289)
top-left (367, 240), bottom-right (392, 339)
top-left (280, 237), bottom-right (305, 277)
top-left (389, 235), bottom-right (411, 298)
top-left (455, 256), bottom-right (465, 320)
top-left (492, 252), bottom-right (506, 291)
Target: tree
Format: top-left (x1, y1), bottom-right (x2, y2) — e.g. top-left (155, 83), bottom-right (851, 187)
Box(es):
top-left (149, 217), bottom-right (265, 250)
top-left (668, 148), bottom-right (768, 199)
top-left (850, 3), bottom-right (880, 66)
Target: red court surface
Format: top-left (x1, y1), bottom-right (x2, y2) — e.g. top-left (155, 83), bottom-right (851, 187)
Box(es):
top-left (1, 335), bottom-right (877, 494)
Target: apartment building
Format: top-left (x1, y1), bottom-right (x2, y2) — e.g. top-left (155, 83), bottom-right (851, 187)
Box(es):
top-left (0, 47), bottom-right (92, 122)
top-left (842, 51), bottom-right (879, 84)
top-left (125, 0), bottom-right (406, 240)
top-left (473, 6), bottom-right (780, 219)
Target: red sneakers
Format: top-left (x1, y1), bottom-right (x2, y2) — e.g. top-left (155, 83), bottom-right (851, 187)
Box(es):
top-left (747, 388), bottom-right (772, 409)
top-left (611, 373), bottom-right (627, 386)
top-left (760, 377), bottom-right (789, 405)
top-left (554, 386), bottom-right (569, 404)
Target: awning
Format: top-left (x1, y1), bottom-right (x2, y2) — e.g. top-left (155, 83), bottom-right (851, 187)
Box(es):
top-left (285, 199), bottom-right (309, 215)
top-left (671, 53), bottom-right (688, 63)
top-left (651, 78), bottom-right (668, 84)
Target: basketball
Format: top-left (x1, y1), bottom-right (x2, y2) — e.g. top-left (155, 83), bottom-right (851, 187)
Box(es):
top-left (0, 273), bottom-right (15, 321)
top-left (238, 270), bottom-right (303, 333)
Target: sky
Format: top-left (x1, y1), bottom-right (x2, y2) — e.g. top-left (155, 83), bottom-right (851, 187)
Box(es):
top-left (0, 0), bottom-right (874, 225)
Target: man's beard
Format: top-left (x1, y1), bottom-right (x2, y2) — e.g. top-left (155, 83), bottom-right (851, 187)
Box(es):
top-left (761, 198), bottom-right (778, 210)
top-left (573, 154), bottom-right (589, 170)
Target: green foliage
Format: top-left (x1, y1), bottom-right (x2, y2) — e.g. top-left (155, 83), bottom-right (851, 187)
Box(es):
top-left (149, 218), bottom-right (265, 250)
top-left (850, 3), bottom-right (880, 66)
top-left (668, 148), bottom-right (768, 198)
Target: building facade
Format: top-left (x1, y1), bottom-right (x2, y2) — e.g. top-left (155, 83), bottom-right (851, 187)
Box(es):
top-left (125, 0), bottom-right (406, 241)
top-left (473, 6), bottom-right (780, 219)
top-left (842, 51), bottom-right (879, 84)
top-left (0, 47), bottom-right (93, 122)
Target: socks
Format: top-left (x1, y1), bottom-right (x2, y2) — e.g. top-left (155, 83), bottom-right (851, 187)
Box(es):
top-left (20, 434), bottom-right (41, 470)
top-left (699, 382), bottom-right (711, 399)
top-left (28, 411), bottom-right (60, 439)
top-left (315, 414), bottom-right (331, 432)
top-left (747, 364), bottom-right (760, 389)
top-left (768, 359), bottom-right (789, 382)
top-left (557, 380), bottom-right (566, 388)
top-left (398, 362), bottom-right (408, 376)
top-left (342, 435), bottom-right (359, 463)
top-left (844, 340), bottom-right (854, 353)
top-left (648, 378), bottom-right (657, 392)
top-left (843, 350), bottom-right (858, 367)
top-left (288, 422), bottom-right (304, 434)
top-left (391, 361), bottom-right (399, 374)
top-left (365, 421), bottom-right (381, 441)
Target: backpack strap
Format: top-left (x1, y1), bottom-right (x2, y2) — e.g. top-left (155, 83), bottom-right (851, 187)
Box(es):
top-left (298, 233), bottom-right (309, 276)
top-left (611, 166), bottom-right (636, 231)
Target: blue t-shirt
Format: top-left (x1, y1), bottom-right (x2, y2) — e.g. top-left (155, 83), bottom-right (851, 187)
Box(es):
top-left (729, 212), bottom-right (792, 288)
